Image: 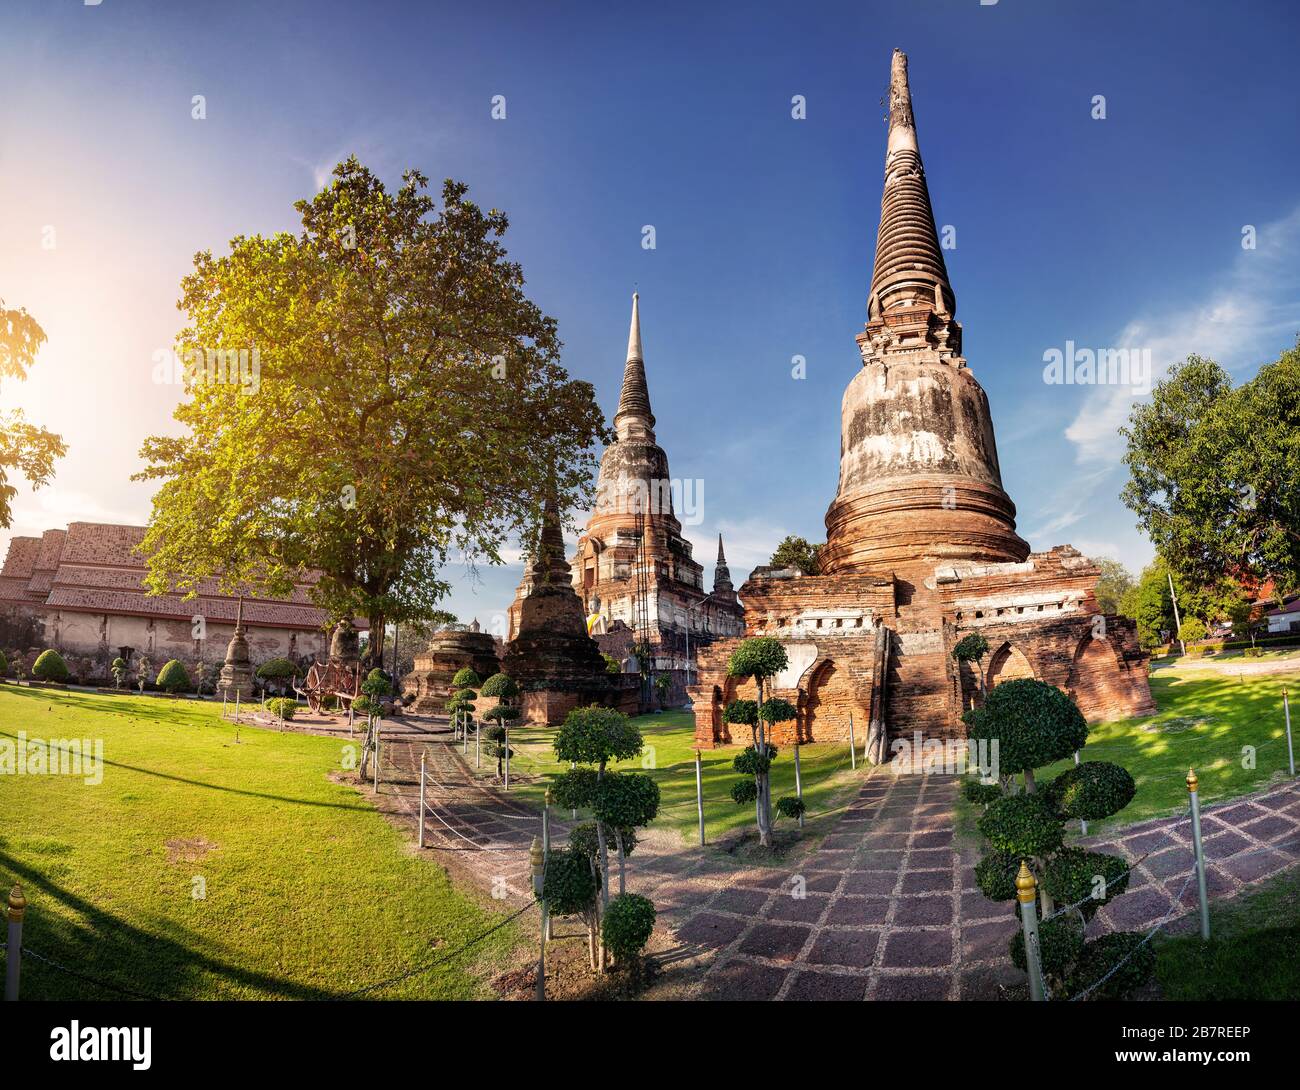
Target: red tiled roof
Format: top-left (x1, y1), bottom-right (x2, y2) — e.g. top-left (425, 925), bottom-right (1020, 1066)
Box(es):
top-left (0, 522), bottom-right (331, 631)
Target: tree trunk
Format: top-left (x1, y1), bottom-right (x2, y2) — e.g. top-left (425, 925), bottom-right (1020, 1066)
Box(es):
top-left (1023, 767), bottom-right (1037, 794)
top-left (617, 832), bottom-right (626, 895)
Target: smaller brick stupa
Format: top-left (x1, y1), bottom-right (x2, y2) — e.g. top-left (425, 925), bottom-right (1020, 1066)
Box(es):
top-left (217, 595), bottom-right (255, 700)
top-left (502, 484), bottom-right (638, 724)
top-left (402, 619), bottom-right (501, 714)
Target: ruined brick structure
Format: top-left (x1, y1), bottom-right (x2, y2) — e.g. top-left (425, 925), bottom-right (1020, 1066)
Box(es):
top-left (501, 487), bottom-right (639, 724)
top-left (0, 522), bottom-right (334, 681)
top-left (689, 50), bottom-right (1155, 754)
top-left (400, 619), bottom-right (502, 714)
top-left (508, 294), bottom-right (744, 705)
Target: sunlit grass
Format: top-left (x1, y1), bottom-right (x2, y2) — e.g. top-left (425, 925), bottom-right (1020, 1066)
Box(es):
top-left (0, 685), bottom-right (519, 999)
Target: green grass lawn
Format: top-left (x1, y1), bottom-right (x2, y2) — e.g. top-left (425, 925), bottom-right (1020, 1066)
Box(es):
top-left (1154, 869), bottom-right (1300, 1000)
top-left (0, 685), bottom-right (520, 999)
top-left (1033, 667), bottom-right (1300, 831)
top-left (496, 709), bottom-right (867, 844)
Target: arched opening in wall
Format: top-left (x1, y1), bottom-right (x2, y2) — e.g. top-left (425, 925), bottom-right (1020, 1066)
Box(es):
top-left (986, 643), bottom-right (1034, 688)
top-left (722, 675), bottom-right (760, 745)
top-left (1068, 633), bottom-right (1117, 721)
top-left (803, 658), bottom-right (861, 744)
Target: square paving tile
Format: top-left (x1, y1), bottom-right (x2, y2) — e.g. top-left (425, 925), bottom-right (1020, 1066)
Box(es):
top-left (960, 892), bottom-right (1007, 921)
top-left (785, 970), bottom-right (870, 1001)
top-left (907, 847), bottom-right (954, 870)
top-left (1122, 829), bottom-right (1178, 854)
top-left (710, 886), bottom-right (770, 916)
top-left (703, 959), bottom-right (789, 1001)
top-left (1143, 847), bottom-right (1194, 879)
top-left (959, 962), bottom-right (1024, 1000)
top-left (1242, 814), bottom-right (1297, 841)
top-left (821, 833), bottom-right (862, 851)
top-left (805, 929), bottom-right (880, 969)
top-left (1219, 850), bottom-right (1287, 883)
top-left (800, 870), bottom-right (846, 894)
top-left (852, 850), bottom-right (906, 871)
top-left (1202, 831), bottom-right (1252, 860)
top-left (738, 922), bottom-right (812, 962)
top-left (823, 897), bottom-right (891, 926)
top-left (873, 972), bottom-right (951, 999)
top-left (961, 918), bottom-right (1016, 961)
top-left (765, 893), bottom-right (830, 924)
top-left (1102, 886), bottom-right (1173, 928)
top-left (880, 928), bottom-right (952, 968)
top-left (675, 912), bottom-right (748, 948)
top-left (843, 871), bottom-right (899, 896)
top-left (900, 870), bottom-right (951, 895)
top-left (911, 830), bottom-right (954, 849)
top-left (893, 895), bottom-right (954, 926)
top-left (857, 832), bottom-right (911, 850)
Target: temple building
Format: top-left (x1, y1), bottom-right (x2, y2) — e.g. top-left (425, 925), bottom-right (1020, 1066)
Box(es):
top-left (689, 50), bottom-right (1155, 754)
top-left (0, 522), bottom-right (334, 679)
top-left (401, 619), bottom-right (501, 714)
top-left (506, 294), bottom-right (744, 698)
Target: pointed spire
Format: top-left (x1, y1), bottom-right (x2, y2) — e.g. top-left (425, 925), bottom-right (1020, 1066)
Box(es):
top-left (712, 533), bottom-right (735, 598)
top-left (867, 49), bottom-right (954, 320)
top-left (613, 292), bottom-right (655, 438)
top-left (233, 594), bottom-right (245, 633)
top-left (531, 476), bottom-right (572, 585)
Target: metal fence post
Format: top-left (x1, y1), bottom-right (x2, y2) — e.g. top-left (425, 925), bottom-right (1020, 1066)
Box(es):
top-left (570, 760), bottom-right (577, 818)
top-left (1284, 689), bottom-right (1295, 778)
top-left (848, 712), bottom-right (857, 771)
top-left (531, 837), bottom-right (546, 1001)
top-left (1073, 751), bottom-right (1088, 835)
top-left (5, 883), bottom-right (24, 1001)
top-left (475, 719), bottom-right (481, 769)
top-left (222, 692), bottom-right (227, 720)
top-left (543, 789), bottom-right (554, 938)
top-left (1187, 768), bottom-right (1211, 940)
top-left (694, 748), bottom-right (706, 846)
top-left (793, 742), bottom-right (804, 830)
top-left (1016, 862), bottom-right (1046, 1001)
top-left (503, 724), bottom-right (510, 790)
top-left (418, 751), bottom-right (427, 848)
top-left (234, 691), bottom-right (240, 723)
top-left (373, 724), bottom-right (381, 792)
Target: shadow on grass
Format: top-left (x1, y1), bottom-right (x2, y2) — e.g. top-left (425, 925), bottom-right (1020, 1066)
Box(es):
top-left (0, 849), bottom-right (339, 1000)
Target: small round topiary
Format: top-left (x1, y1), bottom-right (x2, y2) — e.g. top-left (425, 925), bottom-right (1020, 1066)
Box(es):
top-left (602, 893), bottom-right (656, 964)
top-left (730, 779), bottom-right (758, 805)
top-left (1044, 761), bottom-right (1137, 822)
top-left (451, 667), bottom-right (481, 689)
top-left (759, 698), bottom-right (798, 725)
top-left (1043, 847), bottom-right (1130, 918)
top-left (256, 657), bottom-right (297, 681)
top-left (480, 672), bottom-right (520, 700)
top-left (775, 795), bottom-right (806, 820)
top-left (974, 849), bottom-right (1021, 902)
top-left (542, 845), bottom-right (599, 915)
top-left (963, 778), bottom-right (1004, 806)
top-left (1064, 931), bottom-right (1155, 1000)
top-left (977, 794), bottom-right (1064, 858)
top-left (550, 767), bottom-right (599, 811)
top-left (1010, 915), bottom-right (1084, 978)
top-left (32, 649), bottom-right (70, 683)
top-left (264, 697), bottom-right (298, 720)
top-left (483, 703), bottom-right (522, 724)
top-left (722, 699), bottom-right (758, 726)
top-left (963, 678), bottom-right (1088, 775)
top-left (733, 743), bottom-right (777, 776)
top-left (155, 659), bottom-right (192, 693)
top-left (726, 637), bottom-right (789, 681)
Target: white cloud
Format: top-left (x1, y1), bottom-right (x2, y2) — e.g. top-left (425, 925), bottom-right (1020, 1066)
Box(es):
top-left (1065, 204), bottom-right (1300, 465)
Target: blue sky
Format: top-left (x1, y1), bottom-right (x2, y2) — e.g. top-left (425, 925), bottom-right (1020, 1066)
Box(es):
top-left (3, 0), bottom-right (1299, 633)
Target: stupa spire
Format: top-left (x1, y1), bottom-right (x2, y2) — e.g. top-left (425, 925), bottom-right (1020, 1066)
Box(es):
top-left (613, 293), bottom-right (655, 438)
top-left (867, 48), bottom-right (954, 321)
top-left (531, 478), bottom-right (572, 585)
top-left (712, 533), bottom-right (735, 598)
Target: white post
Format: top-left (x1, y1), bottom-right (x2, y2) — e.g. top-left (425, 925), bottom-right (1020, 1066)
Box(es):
top-left (503, 723), bottom-right (510, 790)
top-left (418, 751), bottom-right (427, 848)
top-left (1168, 571), bottom-right (1186, 655)
top-left (475, 719), bottom-right (481, 769)
top-left (1016, 863), bottom-right (1046, 1001)
top-left (848, 712), bottom-right (857, 770)
top-left (1187, 769), bottom-right (1211, 941)
top-left (695, 748), bottom-right (705, 846)
top-left (373, 723), bottom-right (380, 792)
top-left (794, 742), bottom-right (804, 830)
top-left (1284, 689), bottom-right (1295, 778)
top-left (531, 837), bottom-right (546, 1001)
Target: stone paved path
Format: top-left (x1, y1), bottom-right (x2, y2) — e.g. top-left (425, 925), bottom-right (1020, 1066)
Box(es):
top-left (323, 710), bottom-right (1300, 999)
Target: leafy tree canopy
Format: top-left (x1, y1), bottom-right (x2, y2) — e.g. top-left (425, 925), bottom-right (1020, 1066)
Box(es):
top-left (1121, 346), bottom-right (1300, 601)
top-left (726, 637), bottom-right (788, 682)
top-left (769, 535), bottom-right (822, 575)
top-left (1091, 558), bottom-right (1136, 616)
top-left (0, 302), bottom-right (67, 529)
top-left (133, 158), bottom-right (607, 662)
top-left (553, 706), bottom-right (642, 769)
top-left (963, 678), bottom-right (1088, 774)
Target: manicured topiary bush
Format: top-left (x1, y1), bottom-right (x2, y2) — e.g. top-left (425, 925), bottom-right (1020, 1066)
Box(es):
top-left (1043, 848), bottom-right (1130, 920)
top-left (480, 672), bottom-right (520, 700)
top-left (730, 779), bottom-right (758, 805)
top-left (952, 632), bottom-right (990, 696)
top-left (775, 795), bottom-right (806, 821)
top-left (602, 892), bottom-right (656, 968)
top-left (977, 795), bottom-right (1064, 858)
top-left (0, 651), bottom-right (7, 678)
top-left (725, 638), bottom-right (791, 848)
top-left (264, 697), bottom-right (298, 721)
top-left (1044, 762), bottom-right (1137, 822)
top-left (1065, 932), bottom-right (1156, 1001)
top-left (156, 659), bottom-right (192, 693)
top-left (32, 649), bottom-right (70, 683)
top-left (962, 677), bottom-right (1148, 998)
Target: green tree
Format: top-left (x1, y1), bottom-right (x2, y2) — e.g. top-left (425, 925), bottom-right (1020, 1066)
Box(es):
top-left (952, 632), bottom-right (990, 698)
top-left (1091, 558), bottom-right (1135, 616)
top-left (769, 535), bottom-right (822, 575)
top-left (110, 657), bottom-right (128, 690)
top-left (32, 649), bottom-right (69, 683)
top-left (962, 679), bottom-right (1150, 998)
top-left (156, 659), bottom-right (192, 693)
top-left (0, 302), bottom-right (67, 529)
top-left (1121, 345), bottom-right (1300, 604)
top-left (134, 158), bottom-right (606, 666)
top-left (725, 637), bottom-right (795, 848)
top-left (256, 657), bottom-right (297, 695)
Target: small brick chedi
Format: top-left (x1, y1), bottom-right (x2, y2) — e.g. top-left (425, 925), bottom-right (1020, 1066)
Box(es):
top-left (689, 49), bottom-right (1155, 756)
top-left (401, 619), bottom-right (501, 714)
